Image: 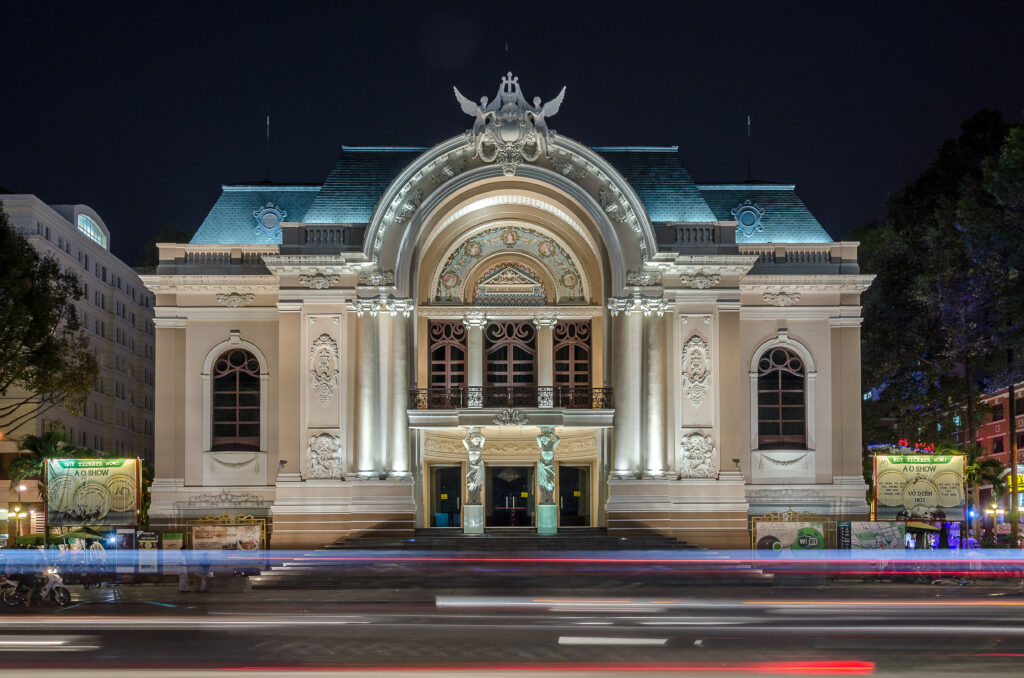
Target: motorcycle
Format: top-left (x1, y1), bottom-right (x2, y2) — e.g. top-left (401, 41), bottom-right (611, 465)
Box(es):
top-left (1, 569), bottom-right (71, 607)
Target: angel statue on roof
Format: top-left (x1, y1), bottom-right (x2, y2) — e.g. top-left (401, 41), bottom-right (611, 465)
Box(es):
top-left (527, 87), bottom-right (565, 158)
top-left (453, 88), bottom-right (498, 159)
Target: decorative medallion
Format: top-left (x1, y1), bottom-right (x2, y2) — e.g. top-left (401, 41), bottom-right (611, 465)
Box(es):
top-left (561, 272), bottom-right (579, 289)
top-left (763, 290), bottom-right (802, 307)
top-left (441, 272), bottom-right (459, 290)
top-left (309, 333), bottom-right (340, 407)
top-left (731, 199), bottom-right (766, 237)
top-left (307, 432), bottom-right (343, 480)
top-left (501, 227), bottom-right (519, 247)
top-left (492, 408), bottom-right (529, 426)
top-left (682, 335), bottom-right (711, 409)
top-left (215, 292), bottom-right (255, 308)
top-left (454, 72), bottom-right (565, 175)
top-left (679, 432), bottom-right (716, 479)
top-left (299, 272), bottom-right (341, 289)
top-left (465, 241), bottom-right (482, 257)
top-left (679, 271), bottom-right (721, 289)
top-left (538, 241), bottom-right (556, 257)
top-left (253, 202), bottom-right (287, 240)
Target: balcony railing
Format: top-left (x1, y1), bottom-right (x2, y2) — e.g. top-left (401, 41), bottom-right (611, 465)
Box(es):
top-left (409, 386), bottom-right (613, 410)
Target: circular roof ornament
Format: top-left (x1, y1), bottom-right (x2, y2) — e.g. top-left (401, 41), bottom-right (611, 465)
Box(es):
top-left (731, 199), bottom-right (765, 237)
top-left (253, 202), bottom-right (287, 239)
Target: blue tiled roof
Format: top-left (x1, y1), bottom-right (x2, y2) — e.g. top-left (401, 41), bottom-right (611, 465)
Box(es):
top-left (594, 147), bottom-right (718, 223)
top-left (190, 185), bottom-right (319, 245)
top-left (303, 146), bottom-right (427, 224)
top-left (697, 184), bottom-right (833, 243)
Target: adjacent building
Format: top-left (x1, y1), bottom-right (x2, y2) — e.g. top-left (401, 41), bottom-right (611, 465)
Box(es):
top-left (144, 74), bottom-right (873, 548)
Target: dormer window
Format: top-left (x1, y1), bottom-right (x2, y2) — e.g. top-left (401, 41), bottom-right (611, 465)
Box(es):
top-left (77, 214), bottom-right (107, 248)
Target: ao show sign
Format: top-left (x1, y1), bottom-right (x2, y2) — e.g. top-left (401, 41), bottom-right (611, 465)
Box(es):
top-left (46, 458), bottom-right (141, 528)
top-left (873, 454), bottom-right (966, 521)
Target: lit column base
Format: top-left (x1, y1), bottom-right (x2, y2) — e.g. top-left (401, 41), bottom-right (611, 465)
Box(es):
top-left (537, 504), bottom-right (557, 535)
top-left (464, 504), bottom-right (484, 534)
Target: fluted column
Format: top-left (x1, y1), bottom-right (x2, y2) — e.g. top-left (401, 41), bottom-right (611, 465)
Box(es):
top-left (534, 314), bottom-right (557, 407)
top-left (608, 297), bottom-right (642, 476)
top-left (355, 298), bottom-right (382, 477)
top-left (463, 311), bottom-right (486, 407)
top-left (388, 299), bottom-right (414, 477)
top-left (642, 298), bottom-right (668, 477)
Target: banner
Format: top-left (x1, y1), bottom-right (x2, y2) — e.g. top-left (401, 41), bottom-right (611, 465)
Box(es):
top-left (837, 521), bottom-right (906, 549)
top-left (46, 458), bottom-right (140, 527)
top-left (873, 454), bottom-right (965, 521)
top-left (137, 531), bottom-right (160, 573)
top-left (754, 522), bottom-right (826, 551)
top-left (191, 524), bottom-right (260, 551)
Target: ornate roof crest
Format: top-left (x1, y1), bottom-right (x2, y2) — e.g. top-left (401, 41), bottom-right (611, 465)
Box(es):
top-left (454, 72), bottom-right (566, 176)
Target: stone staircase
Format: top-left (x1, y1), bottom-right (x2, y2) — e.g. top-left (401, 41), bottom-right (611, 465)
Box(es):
top-left (249, 528), bottom-right (770, 590)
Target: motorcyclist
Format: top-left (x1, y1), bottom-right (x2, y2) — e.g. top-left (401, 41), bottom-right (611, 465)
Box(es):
top-left (5, 548), bottom-right (39, 606)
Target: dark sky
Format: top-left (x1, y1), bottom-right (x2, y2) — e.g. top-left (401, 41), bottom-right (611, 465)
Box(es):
top-left (3, 2), bottom-right (1023, 264)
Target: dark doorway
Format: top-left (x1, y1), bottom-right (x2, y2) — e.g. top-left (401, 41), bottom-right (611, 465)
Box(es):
top-left (559, 465), bottom-right (590, 526)
top-left (431, 466), bottom-right (461, 527)
top-left (486, 466), bottom-right (535, 527)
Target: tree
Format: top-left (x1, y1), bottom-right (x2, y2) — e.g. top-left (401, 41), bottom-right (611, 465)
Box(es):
top-left (7, 430), bottom-right (91, 498)
top-left (960, 444), bottom-right (1006, 540)
top-left (0, 202), bottom-right (99, 433)
top-left (136, 224), bottom-right (195, 273)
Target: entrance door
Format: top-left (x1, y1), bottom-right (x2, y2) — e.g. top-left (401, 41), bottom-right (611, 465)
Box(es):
top-left (431, 466), bottom-right (461, 527)
top-left (558, 465), bottom-right (590, 526)
top-left (486, 466), bottom-right (535, 527)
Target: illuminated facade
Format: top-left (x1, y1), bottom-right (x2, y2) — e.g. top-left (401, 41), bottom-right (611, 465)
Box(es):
top-left (144, 75), bottom-right (872, 547)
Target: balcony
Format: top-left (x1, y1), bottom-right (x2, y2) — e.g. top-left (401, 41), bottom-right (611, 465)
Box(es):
top-left (409, 386), bottom-right (613, 410)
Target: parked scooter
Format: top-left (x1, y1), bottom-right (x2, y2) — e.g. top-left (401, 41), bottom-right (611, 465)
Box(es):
top-left (1, 568), bottom-right (71, 607)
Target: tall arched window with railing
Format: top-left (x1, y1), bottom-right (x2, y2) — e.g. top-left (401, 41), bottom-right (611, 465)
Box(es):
top-left (211, 349), bottom-right (261, 451)
top-left (756, 347), bottom-right (806, 449)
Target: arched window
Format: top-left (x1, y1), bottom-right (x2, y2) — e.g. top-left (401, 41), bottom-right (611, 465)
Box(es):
top-left (212, 349), bottom-right (260, 451)
top-left (757, 347), bottom-right (806, 450)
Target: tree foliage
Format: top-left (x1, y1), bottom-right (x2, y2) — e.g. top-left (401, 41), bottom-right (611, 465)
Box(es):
top-left (136, 223), bottom-right (195, 273)
top-left (0, 203), bottom-right (99, 433)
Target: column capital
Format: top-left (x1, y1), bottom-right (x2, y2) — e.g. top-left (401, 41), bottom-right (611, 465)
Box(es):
top-left (384, 296), bottom-right (414, 318)
top-left (354, 296), bottom-right (385, 317)
top-left (606, 296), bottom-right (635, 316)
top-left (462, 310), bottom-right (488, 328)
top-left (639, 297), bottom-right (668, 317)
top-left (533, 312), bottom-right (559, 328)
top-left (607, 295), bottom-right (667, 317)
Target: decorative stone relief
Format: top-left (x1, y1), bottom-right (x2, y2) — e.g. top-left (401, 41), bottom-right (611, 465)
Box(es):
top-left (215, 292), bottom-right (255, 307)
top-left (678, 432), bottom-right (716, 479)
top-left (492, 408), bottom-right (529, 426)
top-left (423, 434), bottom-right (597, 460)
top-left (763, 290), bottom-right (802, 306)
top-left (307, 432), bottom-right (343, 480)
top-left (606, 296), bottom-right (634, 316)
top-left (640, 297), bottom-right (668, 317)
top-left (358, 269), bottom-right (395, 286)
top-left (731, 199), bottom-right (765, 237)
top-left (679, 271), bottom-right (721, 289)
top-left (188, 490), bottom-right (266, 505)
top-left (682, 335), bottom-right (711, 409)
top-left (309, 333), bottom-right (340, 407)
top-left (536, 426), bottom-right (559, 505)
top-left (209, 453), bottom-right (261, 472)
top-left (463, 427), bottom-right (485, 504)
top-left (252, 202), bottom-right (287, 240)
top-left (552, 156), bottom-right (586, 179)
top-left (627, 269), bottom-right (662, 287)
top-left (599, 188), bottom-right (629, 223)
top-left (454, 72), bottom-right (566, 174)
top-left (299, 272), bottom-right (341, 289)
top-left (392, 188), bottom-right (422, 224)
top-left (430, 160), bottom-right (465, 183)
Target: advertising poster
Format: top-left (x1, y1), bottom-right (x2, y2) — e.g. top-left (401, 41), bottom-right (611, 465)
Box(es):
top-left (46, 458), bottom-right (140, 527)
top-left (754, 522), bottom-right (826, 551)
top-left (137, 531), bottom-right (159, 573)
top-left (873, 454), bottom-right (966, 521)
top-left (837, 521), bottom-right (906, 549)
top-left (191, 524), bottom-right (261, 551)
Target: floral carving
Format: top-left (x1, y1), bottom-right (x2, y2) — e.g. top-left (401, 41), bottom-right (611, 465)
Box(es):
top-left (307, 432), bottom-right (343, 480)
top-left (215, 292), bottom-right (255, 307)
top-left (682, 335), bottom-right (711, 408)
top-left (299, 272), bottom-right (341, 289)
top-left (763, 290), bottom-right (801, 306)
top-left (627, 269), bottom-right (662, 286)
top-left (599, 188), bottom-right (629, 223)
top-left (358, 269), bottom-right (395, 286)
top-left (492, 408), bottom-right (529, 426)
top-left (392, 189), bottom-right (422, 224)
top-left (309, 333), bottom-right (339, 407)
top-left (679, 432), bottom-right (716, 479)
top-left (679, 271), bottom-right (721, 289)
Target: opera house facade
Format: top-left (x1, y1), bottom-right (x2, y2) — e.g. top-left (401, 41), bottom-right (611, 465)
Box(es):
top-left (143, 75), bottom-right (872, 548)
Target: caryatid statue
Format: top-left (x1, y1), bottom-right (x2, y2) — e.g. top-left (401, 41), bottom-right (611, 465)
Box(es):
top-left (462, 427), bottom-right (486, 505)
top-left (536, 426), bottom-right (560, 505)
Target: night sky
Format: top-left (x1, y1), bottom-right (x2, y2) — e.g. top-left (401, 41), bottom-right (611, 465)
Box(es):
top-left (3, 2), bottom-right (1023, 264)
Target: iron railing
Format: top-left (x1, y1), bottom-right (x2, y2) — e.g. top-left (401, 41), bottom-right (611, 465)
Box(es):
top-left (409, 386), bottom-right (613, 410)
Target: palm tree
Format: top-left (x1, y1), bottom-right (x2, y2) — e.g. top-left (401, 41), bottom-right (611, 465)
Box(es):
top-left (8, 430), bottom-right (90, 500)
top-left (960, 444), bottom-right (1007, 540)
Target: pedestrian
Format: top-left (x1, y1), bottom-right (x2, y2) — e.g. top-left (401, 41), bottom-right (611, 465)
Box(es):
top-left (197, 553), bottom-right (214, 593)
top-left (176, 551), bottom-right (190, 593)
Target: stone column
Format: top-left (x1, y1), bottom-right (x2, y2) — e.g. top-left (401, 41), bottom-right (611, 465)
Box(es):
top-left (536, 426), bottom-right (560, 534)
top-left (388, 299), bottom-right (414, 477)
top-left (462, 426), bottom-right (485, 534)
top-left (355, 298), bottom-right (382, 477)
top-left (642, 298), bottom-right (668, 477)
top-left (608, 297), bottom-right (642, 476)
top-left (463, 312), bottom-right (487, 407)
top-left (718, 302), bottom-right (741, 478)
top-left (277, 305), bottom-right (303, 480)
top-left (534, 314), bottom-right (557, 407)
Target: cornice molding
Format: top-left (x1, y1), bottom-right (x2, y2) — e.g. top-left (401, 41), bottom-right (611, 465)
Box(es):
top-left (417, 304), bottom-right (603, 320)
top-left (140, 274), bottom-right (278, 293)
top-left (740, 274), bottom-right (875, 293)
